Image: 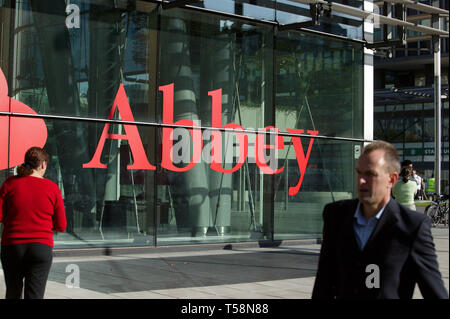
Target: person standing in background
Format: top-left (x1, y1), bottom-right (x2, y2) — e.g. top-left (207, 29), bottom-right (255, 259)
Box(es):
top-left (392, 166), bottom-right (417, 210)
top-left (0, 147), bottom-right (66, 299)
top-left (426, 174), bottom-right (435, 200)
top-left (401, 160), bottom-right (413, 170)
top-left (412, 170), bottom-right (424, 200)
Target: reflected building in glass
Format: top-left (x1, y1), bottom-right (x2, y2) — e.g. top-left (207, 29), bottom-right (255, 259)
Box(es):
top-left (0, 0), bottom-right (369, 250)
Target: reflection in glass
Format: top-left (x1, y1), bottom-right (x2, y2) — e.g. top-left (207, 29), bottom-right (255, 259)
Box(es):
top-left (273, 138), bottom-right (359, 239)
top-left (156, 8), bottom-right (275, 243)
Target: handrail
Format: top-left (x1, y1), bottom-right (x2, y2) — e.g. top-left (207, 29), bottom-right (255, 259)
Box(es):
top-left (383, 0), bottom-right (449, 16)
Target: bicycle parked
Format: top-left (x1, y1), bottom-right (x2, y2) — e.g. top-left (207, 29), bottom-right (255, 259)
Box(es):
top-left (424, 194), bottom-right (449, 227)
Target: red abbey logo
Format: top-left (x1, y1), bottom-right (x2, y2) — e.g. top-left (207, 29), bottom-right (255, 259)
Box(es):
top-left (84, 83), bottom-right (319, 196)
top-left (0, 67), bottom-right (48, 170)
top-left (1, 65), bottom-right (318, 196)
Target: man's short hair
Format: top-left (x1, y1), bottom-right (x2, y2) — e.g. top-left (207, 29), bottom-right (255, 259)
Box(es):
top-left (362, 140), bottom-right (401, 174)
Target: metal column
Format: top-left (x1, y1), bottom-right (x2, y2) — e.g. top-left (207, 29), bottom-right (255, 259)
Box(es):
top-left (432, 0), bottom-right (441, 196)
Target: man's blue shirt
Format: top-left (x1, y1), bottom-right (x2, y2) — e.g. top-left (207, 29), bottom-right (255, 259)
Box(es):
top-left (353, 200), bottom-right (388, 251)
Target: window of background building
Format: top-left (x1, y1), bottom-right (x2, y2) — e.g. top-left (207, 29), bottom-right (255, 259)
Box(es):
top-left (442, 72), bottom-right (448, 85)
top-left (414, 72), bottom-right (426, 87)
top-left (424, 102), bottom-right (434, 110)
top-left (423, 117), bottom-right (435, 142)
top-left (396, 71), bottom-right (415, 88)
top-left (385, 71), bottom-right (395, 89)
top-left (407, 41), bottom-right (418, 57)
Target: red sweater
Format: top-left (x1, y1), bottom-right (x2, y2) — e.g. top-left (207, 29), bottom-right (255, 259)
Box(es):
top-left (0, 176), bottom-right (66, 247)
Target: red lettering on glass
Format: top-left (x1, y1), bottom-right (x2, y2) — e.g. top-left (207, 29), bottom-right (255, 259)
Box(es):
top-left (0, 67), bottom-right (47, 170)
top-left (159, 83), bottom-right (203, 172)
top-left (0, 67), bottom-right (320, 196)
top-left (255, 126), bottom-right (284, 175)
top-left (286, 129), bottom-right (319, 195)
top-left (82, 84), bottom-right (155, 170)
top-left (209, 89), bottom-right (248, 173)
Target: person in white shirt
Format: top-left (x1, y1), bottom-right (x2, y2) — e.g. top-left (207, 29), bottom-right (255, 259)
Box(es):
top-left (412, 170), bottom-right (423, 200)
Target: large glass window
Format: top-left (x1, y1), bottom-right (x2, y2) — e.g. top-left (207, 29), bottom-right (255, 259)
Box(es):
top-left (274, 31), bottom-right (363, 238)
top-left (7, 0), bottom-right (158, 121)
top-left (45, 119), bottom-right (157, 248)
top-left (273, 139), bottom-right (362, 239)
top-left (155, 7), bottom-right (276, 243)
top-left (1, 0), bottom-right (365, 248)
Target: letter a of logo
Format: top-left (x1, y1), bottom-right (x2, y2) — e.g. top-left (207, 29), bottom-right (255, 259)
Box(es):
top-left (0, 67), bottom-right (48, 170)
top-left (83, 84), bottom-right (155, 170)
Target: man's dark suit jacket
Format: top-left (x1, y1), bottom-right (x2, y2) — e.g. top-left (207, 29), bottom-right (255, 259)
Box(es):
top-left (312, 198), bottom-right (448, 299)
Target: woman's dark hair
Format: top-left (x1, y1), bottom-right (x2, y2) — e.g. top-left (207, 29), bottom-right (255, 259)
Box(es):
top-left (399, 166), bottom-right (412, 183)
top-left (17, 147), bottom-right (50, 177)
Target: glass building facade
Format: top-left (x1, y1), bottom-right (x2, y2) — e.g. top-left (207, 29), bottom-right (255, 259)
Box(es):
top-left (0, 0), bottom-right (367, 249)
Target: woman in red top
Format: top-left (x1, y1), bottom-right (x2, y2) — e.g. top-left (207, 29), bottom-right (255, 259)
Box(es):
top-left (0, 147), bottom-right (66, 299)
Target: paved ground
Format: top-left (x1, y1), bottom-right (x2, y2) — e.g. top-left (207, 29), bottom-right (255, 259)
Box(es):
top-left (0, 225), bottom-right (447, 300)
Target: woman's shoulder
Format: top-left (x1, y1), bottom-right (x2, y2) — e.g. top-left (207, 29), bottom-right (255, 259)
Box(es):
top-left (408, 180), bottom-right (418, 188)
top-left (42, 178), bottom-right (61, 189)
top-left (393, 180), bottom-right (403, 188)
top-left (2, 176), bottom-right (59, 191)
top-left (22, 176), bottom-right (60, 190)
top-left (2, 175), bottom-right (21, 185)
top-left (29, 178), bottom-right (62, 196)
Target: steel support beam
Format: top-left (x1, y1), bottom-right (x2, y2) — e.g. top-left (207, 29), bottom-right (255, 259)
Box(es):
top-left (289, 0), bottom-right (449, 37)
top-left (278, 2), bottom-right (331, 31)
top-left (384, 0), bottom-right (449, 16)
top-left (432, 0), bottom-right (441, 196)
top-left (162, 0), bottom-right (203, 10)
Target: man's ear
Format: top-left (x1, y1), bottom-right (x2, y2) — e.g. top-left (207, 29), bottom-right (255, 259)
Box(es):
top-left (389, 172), bottom-right (399, 187)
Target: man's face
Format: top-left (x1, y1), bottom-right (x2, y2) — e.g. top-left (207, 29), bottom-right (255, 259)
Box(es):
top-left (356, 149), bottom-right (397, 207)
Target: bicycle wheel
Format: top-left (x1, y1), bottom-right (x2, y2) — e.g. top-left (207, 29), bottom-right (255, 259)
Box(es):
top-left (425, 204), bottom-right (440, 227)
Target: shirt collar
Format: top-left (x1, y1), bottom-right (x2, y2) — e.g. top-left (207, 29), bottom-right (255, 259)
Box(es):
top-left (354, 199), bottom-right (389, 225)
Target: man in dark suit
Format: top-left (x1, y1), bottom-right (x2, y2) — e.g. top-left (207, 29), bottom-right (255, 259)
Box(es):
top-left (312, 141), bottom-right (448, 299)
